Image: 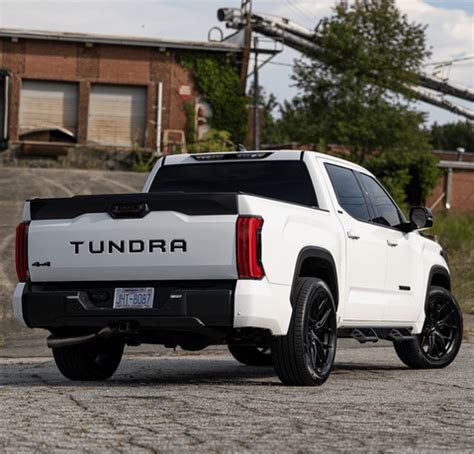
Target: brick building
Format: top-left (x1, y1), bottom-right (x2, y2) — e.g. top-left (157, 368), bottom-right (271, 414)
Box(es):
top-left (426, 150), bottom-right (474, 214)
top-left (0, 28), bottom-right (243, 153)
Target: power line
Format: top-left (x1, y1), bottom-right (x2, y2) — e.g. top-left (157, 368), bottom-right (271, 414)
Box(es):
top-left (423, 55), bottom-right (474, 67)
top-left (287, 0), bottom-right (317, 21)
top-left (268, 61), bottom-right (294, 67)
top-left (284, 0), bottom-right (316, 28)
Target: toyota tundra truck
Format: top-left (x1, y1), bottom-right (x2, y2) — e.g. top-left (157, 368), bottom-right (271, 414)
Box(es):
top-left (13, 150), bottom-right (463, 386)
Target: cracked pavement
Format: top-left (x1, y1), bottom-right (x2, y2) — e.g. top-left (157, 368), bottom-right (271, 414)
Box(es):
top-left (0, 340), bottom-right (472, 453)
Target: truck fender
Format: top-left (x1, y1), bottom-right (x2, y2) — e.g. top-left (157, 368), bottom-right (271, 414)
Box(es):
top-left (425, 265), bottom-right (451, 309)
top-left (290, 246), bottom-right (339, 309)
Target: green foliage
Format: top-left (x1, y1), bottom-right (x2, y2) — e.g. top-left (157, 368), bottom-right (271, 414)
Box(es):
top-left (432, 213), bottom-right (474, 252)
top-left (189, 129), bottom-right (235, 153)
top-left (183, 102), bottom-right (196, 144)
top-left (290, 0), bottom-right (431, 161)
top-left (431, 214), bottom-right (474, 310)
top-left (180, 53), bottom-right (248, 143)
top-left (307, 0), bottom-right (429, 95)
top-left (265, 99), bottom-right (312, 145)
top-left (132, 148), bottom-right (157, 172)
top-left (430, 121), bottom-right (474, 153)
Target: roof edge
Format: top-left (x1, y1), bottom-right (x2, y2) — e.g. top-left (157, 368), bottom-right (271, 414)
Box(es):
top-left (0, 28), bottom-right (242, 52)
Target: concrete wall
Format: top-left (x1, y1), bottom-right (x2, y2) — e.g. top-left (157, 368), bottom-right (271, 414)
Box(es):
top-left (0, 37), bottom-right (200, 150)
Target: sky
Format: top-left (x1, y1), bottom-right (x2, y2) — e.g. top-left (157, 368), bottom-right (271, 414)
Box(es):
top-left (0, 0), bottom-right (472, 125)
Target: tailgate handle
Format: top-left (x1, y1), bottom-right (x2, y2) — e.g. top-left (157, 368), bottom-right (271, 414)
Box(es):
top-left (109, 202), bottom-right (150, 219)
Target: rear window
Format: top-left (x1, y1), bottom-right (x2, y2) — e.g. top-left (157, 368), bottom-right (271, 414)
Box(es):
top-left (150, 161), bottom-right (318, 207)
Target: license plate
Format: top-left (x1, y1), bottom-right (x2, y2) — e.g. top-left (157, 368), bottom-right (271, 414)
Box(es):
top-left (113, 287), bottom-right (155, 309)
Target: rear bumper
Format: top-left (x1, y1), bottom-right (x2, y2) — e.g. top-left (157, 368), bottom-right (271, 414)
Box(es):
top-left (13, 278), bottom-right (293, 336)
top-left (15, 281), bottom-right (235, 333)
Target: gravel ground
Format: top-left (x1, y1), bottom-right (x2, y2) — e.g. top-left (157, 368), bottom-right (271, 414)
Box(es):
top-left (0, 339), bottom-right (472, 453)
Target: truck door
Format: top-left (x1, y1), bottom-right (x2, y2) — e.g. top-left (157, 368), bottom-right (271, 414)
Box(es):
top-left (357, 172), bottom-right (423, 322)
top-left (0, 70), bottom-right (10, 151)
top-left (325, 164), bottom-right (388, 323)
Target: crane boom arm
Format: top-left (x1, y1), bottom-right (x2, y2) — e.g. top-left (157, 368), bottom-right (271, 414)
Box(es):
top-left (218, 7), bottom-right (474, 119)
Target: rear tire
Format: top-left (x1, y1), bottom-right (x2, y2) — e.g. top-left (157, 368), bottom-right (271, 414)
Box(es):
top-left (228, 344), bottom-right (273, 366)
top-left (272, 278), bottom-right (337, 386)
top-left (394, 286), bottom-right (463, 369)
top-left (52, 339), bottom-right (124, 381)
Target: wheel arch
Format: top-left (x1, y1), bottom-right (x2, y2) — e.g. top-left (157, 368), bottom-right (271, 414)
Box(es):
top-left (425, 265), bottom-right (452, 312)
top-left (428, 265), bottom-right (451, 292)
top-left (290, 246), bottom-right (339, 309)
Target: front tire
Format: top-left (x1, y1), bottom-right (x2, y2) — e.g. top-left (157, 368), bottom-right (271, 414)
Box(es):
top-left (272, 278), bottom-right (337, 386)
top-left (394, 286), bottom-right (463, 369)
top-left (228, 344), bottom-right (273, 366)
top-left (52, 339), bottom-right (124, 381)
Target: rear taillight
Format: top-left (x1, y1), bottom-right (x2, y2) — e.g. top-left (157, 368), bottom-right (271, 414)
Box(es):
top-left (15, 222), bottom-right (29, 282)
top-left (237, 216), bottom-right (264, 279)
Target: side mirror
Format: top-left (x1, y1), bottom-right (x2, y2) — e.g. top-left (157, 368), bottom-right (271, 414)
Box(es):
top-left (410, 207), bottom-right (433, 230)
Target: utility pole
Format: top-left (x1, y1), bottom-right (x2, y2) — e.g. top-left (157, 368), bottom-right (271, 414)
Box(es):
top-left (253, 36), bottom-right (259, 150)
top-left (239, 0), bottom-right (252, 92)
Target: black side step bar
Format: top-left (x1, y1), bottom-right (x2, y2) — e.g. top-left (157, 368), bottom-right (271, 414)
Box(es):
top-left (337, 327), bottom-right (414, 343)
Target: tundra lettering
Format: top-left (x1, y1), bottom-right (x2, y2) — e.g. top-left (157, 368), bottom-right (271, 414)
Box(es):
top-left (69, 239), bottom-right (188, 254)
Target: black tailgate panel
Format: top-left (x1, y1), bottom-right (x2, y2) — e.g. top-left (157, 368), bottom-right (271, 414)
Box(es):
top-left (29, 192), bottom-right (238, 220)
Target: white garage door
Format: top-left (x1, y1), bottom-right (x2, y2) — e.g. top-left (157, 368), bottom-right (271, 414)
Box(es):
top-left (19, 80), bottom-right (78, 137)
top-left (88, 84), bottom-right (146, 147)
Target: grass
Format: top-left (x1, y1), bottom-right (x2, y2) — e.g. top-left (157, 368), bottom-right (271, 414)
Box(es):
top-left (430, 213), bottom-right (474, 313)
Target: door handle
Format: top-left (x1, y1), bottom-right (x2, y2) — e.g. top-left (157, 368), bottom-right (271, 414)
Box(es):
top-left (387, 239), bottom-right (399, 247)
top-left (347, 231), bottom-right (360, 240)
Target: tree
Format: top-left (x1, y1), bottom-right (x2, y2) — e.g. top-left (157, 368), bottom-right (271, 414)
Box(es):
top-left (430, 121), bottom-right (474, 153)
top-left (269, 0), bottom-right (440, 207)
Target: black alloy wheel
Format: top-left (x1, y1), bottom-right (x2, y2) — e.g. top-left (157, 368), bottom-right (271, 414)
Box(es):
top-left (421, 296), bottom-right (461, 360)
top-left (272, 278), bottom-right (337, 386)
top-left (304, 288), bottom-right (337, 379)
top-left (394, 286), bottom-right (463, 369)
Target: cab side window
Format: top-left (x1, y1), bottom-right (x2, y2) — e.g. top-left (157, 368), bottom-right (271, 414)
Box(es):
top-left (358, 173), bottom-right (402, 227)
top-left (325, 164), bottom-right (371, 222)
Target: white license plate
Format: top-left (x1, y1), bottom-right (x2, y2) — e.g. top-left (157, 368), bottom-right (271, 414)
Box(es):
top-left (113, 287), bottom-right (155, 309)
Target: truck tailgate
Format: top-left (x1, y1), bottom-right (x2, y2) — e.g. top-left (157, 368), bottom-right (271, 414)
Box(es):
top-left (26, 193), bottom-right (239, 282)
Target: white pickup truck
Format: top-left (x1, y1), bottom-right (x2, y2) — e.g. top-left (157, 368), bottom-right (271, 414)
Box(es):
top-left (13, 150), bottom-right (463, 386)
